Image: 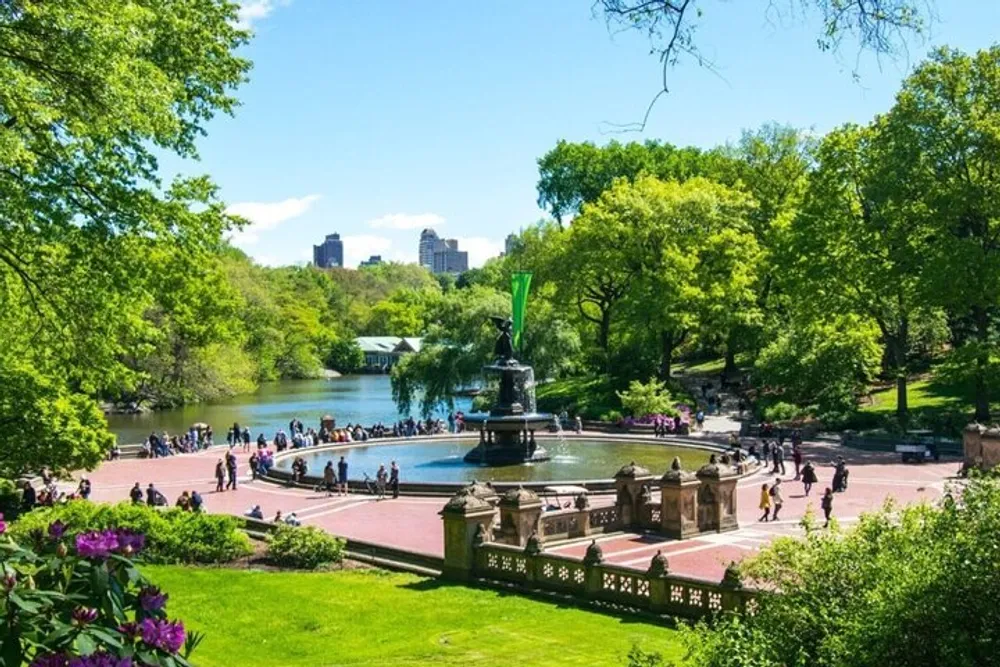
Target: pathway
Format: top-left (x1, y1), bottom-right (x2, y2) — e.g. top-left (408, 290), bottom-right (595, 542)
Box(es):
top-left (71, 436), bottom-right (957, 582)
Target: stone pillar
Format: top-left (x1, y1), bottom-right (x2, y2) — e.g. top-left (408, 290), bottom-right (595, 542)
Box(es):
top-left (695, 456), bottom-right (740, 533)
top-left (439, 490), bottom-right (496, 581)
top-left (464, 480), bottom-right (500, 507)
top-left (719, 562), bottom-right (745, 613)
top-left (613, 462), bottom-right (655, 529)
top-left (963, 423), bottom-right (984, 470)
top-left (524, 532), bottom-right (542, 587)
top-left (660, 457), bottom-right (701, 539)
top-left (571, 493), bottom-right (591, 539)
top-left (646, 550), bottom-right (670, 614)
top-left (582, 539), bottom-right (604, 598)
top-left (498, 487), bottom-right (543, 547)
top-left (320, 414), bottom-right (335, 432)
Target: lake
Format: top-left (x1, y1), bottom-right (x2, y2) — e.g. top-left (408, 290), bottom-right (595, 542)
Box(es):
top-left (106, 375), bottom-right (472, 445)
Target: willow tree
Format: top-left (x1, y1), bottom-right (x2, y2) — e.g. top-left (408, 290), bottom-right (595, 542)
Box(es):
top-left (0, 0), bottom-right (250, 475)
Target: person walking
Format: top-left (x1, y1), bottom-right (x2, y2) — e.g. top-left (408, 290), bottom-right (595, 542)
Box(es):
top-left (214, 459), bottom-right (225, 492)
top-left (801, 460), bottom-right (818, 496)
top-left (337, 456), bottom-right (349, 496)
top-left (323, 461), bottom-right (336, 497)
top-left (375, 464), bottom-right (387, 500)
top-left (389, 461), bottom-right (400, 499)
top-left (770, 478), bottom-right (784, 521)
top-left (773, 442), bottom-right (786, 476)
top-left (821, 487), bottom-right (834, 527)
top-left (241, 427), bottom-right (251, 453)
top-left (792, 444), bottom-right (803, 480)
top-left (758, 482), bottom-right (772, 522)
top-left (249, 452), bottom-right (260, 481)
top-left (145, 483), bottom-right (160, 507)
top-left (225, 452), bottom-right (238, 490)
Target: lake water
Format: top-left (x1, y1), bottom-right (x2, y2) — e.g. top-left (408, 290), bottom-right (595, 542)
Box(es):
top-left (106, 375), bottom-right (472, 445)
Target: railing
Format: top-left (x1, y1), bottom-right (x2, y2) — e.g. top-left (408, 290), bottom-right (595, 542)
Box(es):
top-left (473, 543), bottom-right (751, 619)
top-left (540, 509), bottom-right (581, 540)
top-left (588, 505), bottom-right (620, 532)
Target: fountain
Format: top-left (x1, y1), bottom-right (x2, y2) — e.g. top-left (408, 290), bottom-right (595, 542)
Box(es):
top-left (462, 317), bottom-right (552, 465)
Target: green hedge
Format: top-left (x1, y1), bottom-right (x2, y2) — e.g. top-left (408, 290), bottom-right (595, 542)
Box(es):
top-left (267, 525), bottom-right (345, 569)
top-left (10, 500), bottom-right (253, 564)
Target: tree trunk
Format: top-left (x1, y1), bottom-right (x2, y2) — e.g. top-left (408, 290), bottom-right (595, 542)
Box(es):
top-left (973, 306), bottom-right (991, 423)
top-left (891, 318), bottom-right (909, 430)
top-left (598, 308), bottom-right (611, 353)
top-left (723, 347), bottom-right (736, 377)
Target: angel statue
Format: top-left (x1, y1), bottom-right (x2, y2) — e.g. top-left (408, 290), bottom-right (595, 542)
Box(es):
top-left (489, 316), bottom-right (515, 363)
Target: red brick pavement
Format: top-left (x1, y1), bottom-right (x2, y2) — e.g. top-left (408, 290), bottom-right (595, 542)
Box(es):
top-left (72, 438), bottom-right (958, 582)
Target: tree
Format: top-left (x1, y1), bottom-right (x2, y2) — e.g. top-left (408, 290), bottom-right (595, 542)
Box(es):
top-left (884, 46), bottom-right (1000, 422)
top-left (784, 121), bottom-right (934, 425)
top-left (597, 0), bottom-right (933, 131)
top-left (681, 474), bottom-right (1000, 666)
top-left (0, 0), bottom-right (250, 473)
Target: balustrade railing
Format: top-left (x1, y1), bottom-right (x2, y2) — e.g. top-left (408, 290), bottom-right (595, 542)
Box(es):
top-left (588, 505), bottom-right (620, 532)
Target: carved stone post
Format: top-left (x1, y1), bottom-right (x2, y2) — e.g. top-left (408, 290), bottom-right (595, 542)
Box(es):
top-left (439, 490), bottom-right (497, 581)
top-left (613, 462), bottom-right (655, 529)
top-left (660, 457), bottom-right (700, 539)
top-left (695, 456), bottom-right (739, 533)
top-left (464, 480), bottom-right (500, 507)
top-left (582, 539), bottom-right (604, 598)
top-left (646, 550), bottom-right (670, 614)
top-left (524, 532), bottom-right (542, 587)
top-left (719, 562), bottom-right (745, 613)
top-left (498, 487), bottom-right (543, 547)
top-left (571, 493), bottom-right (591, 539)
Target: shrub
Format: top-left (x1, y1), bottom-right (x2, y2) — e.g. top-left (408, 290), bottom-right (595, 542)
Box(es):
top-left (616, 378), bottom-right (676, 418)
top-left (600, 410), bottom-right (623, 423)
top-left (10, 501), bottom-right (252, 564)
top-left (267, 524), bottom-right (345, 569)
top-left (0, 516), bottom-right (201, 665)
top-left (0, 477), bottom-right (21, 520)
top-left (762, 401), bottom-right (799, 422)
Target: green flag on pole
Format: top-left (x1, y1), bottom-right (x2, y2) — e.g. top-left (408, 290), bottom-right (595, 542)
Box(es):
top-left (511, 271), bottom-right (532, 352)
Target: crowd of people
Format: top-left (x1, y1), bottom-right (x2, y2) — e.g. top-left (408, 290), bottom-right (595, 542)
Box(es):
top-left (141, 425), bottom-right (214, 458)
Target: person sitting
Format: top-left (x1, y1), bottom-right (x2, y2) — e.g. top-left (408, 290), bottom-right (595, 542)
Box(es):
top-left (175, 491), bottom-right (191, 511)
top-left (190, 490), bottom-right (204, 512)
top-left (128, 482), bottom-right (143, 504)
top-left (77, 477), bottom-right (92, 500)
top-left (272, 510), bottom-right (283, 523)
top-left (283, 512), bottom-right (301, 527)
top-left (244, 505), bottom-right (264, 520)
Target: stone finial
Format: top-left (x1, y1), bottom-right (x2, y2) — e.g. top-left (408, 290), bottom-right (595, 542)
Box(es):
top-left (465, 479), bottom-right (499, 501)
top-left (574, 492), bottom-right (590, 511)
top-left (583, 539), bottom-right (604, 566)
top-left (709, 454), bottom-right (718, 464)
top-left (721, 562), bottom-right (743, 589)
top-left (670, 456), bottom-right (681, 471)
top-left (662, 457), bottom-right (696, 484)
top-left (720, 453), bottom-right (731, 466)
top-left (647, 550), bottom-right (669, 578)
top-left (499, 485), bottom-right (541, 508)
top-left (472, 522), bottom-right (489, 546)
top-left (441, 488), bottom-right (492, 514)
top-left (524, 531), bottom-right (542, 556)
top-left (614, 461), bottom-right (652, 479)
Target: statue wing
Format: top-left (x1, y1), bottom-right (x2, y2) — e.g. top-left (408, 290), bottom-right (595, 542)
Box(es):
top-left (488, 316), bottom-right (507, 328)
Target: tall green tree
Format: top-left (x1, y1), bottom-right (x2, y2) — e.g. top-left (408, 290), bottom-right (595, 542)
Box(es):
top-left (885, 46), bottom-right (1000, 422)
top-left (0, 0), bottom-right (250, 474)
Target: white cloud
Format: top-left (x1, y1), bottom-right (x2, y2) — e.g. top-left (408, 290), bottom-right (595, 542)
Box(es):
top-left (456, 237), bottom-right (504, 269)
top-left (341, 235), bottom-right (396, 269)
top-left (237, 0), bottom-right (289, 28)
top-left (226, 194), bottom-right (321, 245)
top-left (366, 213), bottom-right (446, 230)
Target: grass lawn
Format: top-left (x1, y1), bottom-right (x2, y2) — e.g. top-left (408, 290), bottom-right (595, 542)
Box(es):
top-left (145, 566), bottom-right (684, 667)
top-left (863, 378), bottom-right (962, 414)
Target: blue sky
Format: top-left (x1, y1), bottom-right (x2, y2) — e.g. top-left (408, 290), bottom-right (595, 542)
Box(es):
top-left (168, 1), bottom-right (999, 268)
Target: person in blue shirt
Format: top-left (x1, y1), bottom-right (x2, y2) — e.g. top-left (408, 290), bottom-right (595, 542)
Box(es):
top-left (337, 456), bottom-right (349, 496)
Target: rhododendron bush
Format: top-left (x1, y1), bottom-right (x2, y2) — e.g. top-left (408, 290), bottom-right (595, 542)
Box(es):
top-left (0, 515), bottom-right (201, 666)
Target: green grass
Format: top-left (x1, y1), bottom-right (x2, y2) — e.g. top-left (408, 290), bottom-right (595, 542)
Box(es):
top-left (536, 376), bottom-right (620, 420)
top-left (863, 378), bottom-right (963, 414)
top-left (146, 566), bottom-right (683, 667)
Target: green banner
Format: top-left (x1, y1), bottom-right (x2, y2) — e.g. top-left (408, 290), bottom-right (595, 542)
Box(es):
top-left (511, 271), bottom-right (532, 351)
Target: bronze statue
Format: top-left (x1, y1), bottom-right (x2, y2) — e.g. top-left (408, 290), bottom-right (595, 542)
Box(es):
top-left (489, 316), bottom-right (515, 363)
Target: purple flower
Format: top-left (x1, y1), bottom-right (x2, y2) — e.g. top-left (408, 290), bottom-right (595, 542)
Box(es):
top-left (71, 606), bottom-right (98, 626)
top-left (118, 621), bottom-right (140, 639)
top-left (0, 512), bottom-right (6, 535)
top-left (138, 586), bottom-right (168, 612)
top-left (68, 655), bottom-right (133, 667)
top-left (75, 531), bottom-right (119, 559)
top-left (139, 618), bottom-right (186, 654)
top-left (3, 572), bottom-right (16, 590)
top-left (30, 653), bottom-right (69, 667)
top-left (48, 520), bottom-right (67, 539)
top-left (115, 530), bottom-right (145, 556)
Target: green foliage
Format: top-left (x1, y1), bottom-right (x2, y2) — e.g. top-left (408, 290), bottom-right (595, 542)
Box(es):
top-left (266, 525), bottom-right (345, 569)
top-left (0, 523), bottom-right (200, 665)
top-left (683, 475), bottom-right (1000, 666)
top-left (754, 315), bottom-right (882, 415)
top-left (616, 378), bottom-right (676, 418)
top-left (325, 337), bottom-right (365, 374)
top-left (535, 376), bottom-right (620, 420)
top-left (760, 401), bottom-right (799, 423)
top-left (11, 501), bottom-right (252, 564)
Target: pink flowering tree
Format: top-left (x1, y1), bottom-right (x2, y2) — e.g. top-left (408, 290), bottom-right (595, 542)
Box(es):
top-left (0, 515), bottom-right (201, 666)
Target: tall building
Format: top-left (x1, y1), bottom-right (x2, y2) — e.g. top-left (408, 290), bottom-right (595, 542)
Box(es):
top-left (359, 255), bottom-right (382, 268)
top-left (418, 228), bottom-right (439, 269)
top-left (313, 233), bottom-right (343, 268)
top-left (432, 238), bottom-right (468, 274)
top-left (504, 233), bottom-right (519, 256)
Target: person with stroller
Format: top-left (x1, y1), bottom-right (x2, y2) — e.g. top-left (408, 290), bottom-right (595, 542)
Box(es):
top-left (831, 456), bottom-right (849, 492)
